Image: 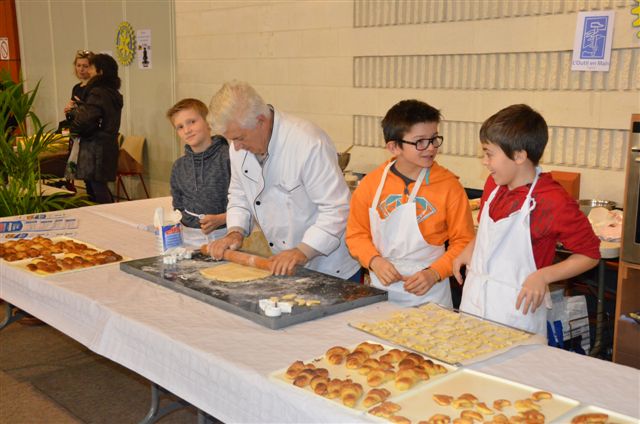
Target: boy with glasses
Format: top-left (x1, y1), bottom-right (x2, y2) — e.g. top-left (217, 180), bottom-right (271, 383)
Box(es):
top-left (453, 104), bottom-right (599, 334)
top-left (346, 99), bottom-right (475, 306)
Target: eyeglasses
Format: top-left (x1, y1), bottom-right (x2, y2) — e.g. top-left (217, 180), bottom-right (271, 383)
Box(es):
top-left (398, 135), bottom-right (444, 150)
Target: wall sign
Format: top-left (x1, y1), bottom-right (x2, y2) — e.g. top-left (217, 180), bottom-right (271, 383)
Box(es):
top-left (115, 21), bottom-right (136, 66)
top-left (136, 29), bottom-right (152, 70)
top-left (0, 38), bottom-right (9, 61)
top-left (571, 10), bottom-right (615, 72)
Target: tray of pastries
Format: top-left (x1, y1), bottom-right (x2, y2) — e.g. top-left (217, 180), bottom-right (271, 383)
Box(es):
top-left (365, 368), bottom-right (579, 424)
top-left (0, 236), bottom-right (124, 276)
top-left (553, 405), bottom-right (639, 424)
top-left (269, 341), bottom-right (456, 414)
top-left (350, 303), bottom-right (543, 365)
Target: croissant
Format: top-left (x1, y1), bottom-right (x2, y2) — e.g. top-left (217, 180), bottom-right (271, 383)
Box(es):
top-left (325, 378), bottom-right (344, 399)
top-left (345, 351), bottom-right (369, 369)
top-left (366, 369), bottom-right (395, 387)
top-left (570, 413), bottom-right (608, 424)
top-left (354, 342), bottom-right (384, 355)
top-left (285, 361), bottom-right (306, 379)
top-left (389, 416), bottom-right (411, 424)
top-left (309, 375), bottom-right (329, 395)
top-left (293, 369), bottom-right (315, 387)
top-left (395, 368), bottom-right (419, 391)
top-left (340, 382), bottom-right (363, 407)
top-left (531, 391), bottom-right (552, 401)
top-left (327, 353), bottom-right (346, 365)
top-left (363, 388), bottom-right (391, 407)
top-left (325, 346), bottom-right (350, 357)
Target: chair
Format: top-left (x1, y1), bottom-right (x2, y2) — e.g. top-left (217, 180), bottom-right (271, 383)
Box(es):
top-left (115, 135), bottom-right (150, 201)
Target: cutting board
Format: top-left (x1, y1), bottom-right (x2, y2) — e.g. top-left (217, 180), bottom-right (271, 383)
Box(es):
top-left (120, 252), bottom-right (387, 329)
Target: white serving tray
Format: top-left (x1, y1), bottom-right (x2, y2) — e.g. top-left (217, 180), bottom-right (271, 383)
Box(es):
top-left (365, 368), bottom-right (580, 424)
top-left (551, 404), bottom-right (640, 424)
top-left (269, 341), bottom-right (457, 413)
top-left (350, 303), bottom-right (545, 366)
top-left (2, 236), bottom-right (127, 277)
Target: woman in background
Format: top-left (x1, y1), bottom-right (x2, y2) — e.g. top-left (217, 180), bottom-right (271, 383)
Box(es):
top-left (69, 53), bottom-right (123, 203)
top-left (63, 50), bottom-right (93, 121)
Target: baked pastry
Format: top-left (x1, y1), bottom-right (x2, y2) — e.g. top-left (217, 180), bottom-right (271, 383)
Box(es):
top-left (354, 342), bottom-right (384, 355)
top-left (366, 368), bottom-right (395, 387)
top-left (363, 388), bottom-right (391, 407)
top-left (570, 413), bottom-right (608, 424)
top-left (476, 402), bottom-right (494, 415)
top-left (389, 415), bottom-right (411, 424)
top-left (460, 409), bottom-right (483, 422)
top-left (368, 401), bottom-right (402, 418)
top-left (433, 394), bottom-right (453, 406)
top-left (340, 381), bottom-right (363, 407)
top-left (395, 368), bottom-right (419, 391)
top-left (452, 418), bottom-right (473, 424)
top-left (285, 360), bottom-right (305, 379)
top-left (493, 399), bottom-right (511, 411)
top-left (379, 348), bottom-right (407, 364)
top-left (422, 414), bottom-right (451, 424)
top-left (531, 391), bottom-right (552, 401)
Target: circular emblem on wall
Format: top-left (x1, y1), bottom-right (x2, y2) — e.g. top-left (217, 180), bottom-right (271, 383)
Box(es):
top-left (115, 21), bottom-right (136, 65)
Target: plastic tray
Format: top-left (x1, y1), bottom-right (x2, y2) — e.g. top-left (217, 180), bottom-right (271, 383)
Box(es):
top-left (552, 404), bottom-right (640, 424)
top-left (365, 368), bottom-right (580, 423)
top-left (350, 303), bottom-right (544, 365)
top-left (269, 341), bottom-right (457, 413)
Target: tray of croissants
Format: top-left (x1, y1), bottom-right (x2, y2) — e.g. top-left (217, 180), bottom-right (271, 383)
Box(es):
top-left (0, 236), bottom-right (125, 276)
top-left (270, 341), bottom-right (456, 415)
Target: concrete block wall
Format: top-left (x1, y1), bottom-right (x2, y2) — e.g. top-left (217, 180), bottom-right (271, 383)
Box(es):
top-left (173, 0), bottom-right (639, 204)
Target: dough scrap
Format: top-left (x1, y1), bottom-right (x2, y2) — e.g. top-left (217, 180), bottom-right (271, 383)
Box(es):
top-left (200, 263), bottom-right (271, 282)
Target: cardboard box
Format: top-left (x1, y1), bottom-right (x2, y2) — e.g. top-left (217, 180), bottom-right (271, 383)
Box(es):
top-left (550, 171), bottom-right (581, 200)
top-left (614, 318), bottom-right (640, 369)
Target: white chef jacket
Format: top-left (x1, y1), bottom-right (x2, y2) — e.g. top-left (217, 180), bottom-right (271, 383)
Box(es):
top-left (225, 107), bottom-right (360, 279)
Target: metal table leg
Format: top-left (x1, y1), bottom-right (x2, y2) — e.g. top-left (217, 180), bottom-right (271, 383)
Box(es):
top-left (589, 259), bottom-right (606, 357)
top-left (0, 302), bottom-right (26, 330)
top-left (138, 383), bottom-right (188, 424)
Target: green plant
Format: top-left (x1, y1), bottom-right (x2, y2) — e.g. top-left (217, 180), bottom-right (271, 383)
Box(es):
top-left (0, 71), bottom-right (90, 217)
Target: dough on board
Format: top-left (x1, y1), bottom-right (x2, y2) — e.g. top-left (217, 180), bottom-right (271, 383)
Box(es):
top-left (200, 262), bottom-right (272, 282)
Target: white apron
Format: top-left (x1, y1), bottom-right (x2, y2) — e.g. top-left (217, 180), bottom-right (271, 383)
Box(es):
top-left (182, 226), bottom-right (226, 249)
top-left (369, 161), bottom-right (452, 308)
top-left (459, 168), bottom-right (551, 335)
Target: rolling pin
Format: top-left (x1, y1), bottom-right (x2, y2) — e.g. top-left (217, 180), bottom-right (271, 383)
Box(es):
top-left (200, 245), bottom-right (272, 272)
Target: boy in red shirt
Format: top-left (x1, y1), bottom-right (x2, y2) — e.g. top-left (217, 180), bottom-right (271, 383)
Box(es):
top-left (347, 99), bottom-right (475, 307)
top-left (453, 104), bottom-right (600, 334)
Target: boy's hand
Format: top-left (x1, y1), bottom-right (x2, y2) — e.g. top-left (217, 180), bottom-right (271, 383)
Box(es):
top-left (200, 214), bottom-right (225, 234)
top-left (208, 231), bottom-right (243, 260)
top-left (516, 271), bottom-right (548, 314)
top-left (403, 269), bottom-right (438, 296)
top-left (268, 248), bottom-right (308, 276)
top-left (452, 238), bottom-right (475, 284)
top-left (369, 256), bottom-right (402, 286)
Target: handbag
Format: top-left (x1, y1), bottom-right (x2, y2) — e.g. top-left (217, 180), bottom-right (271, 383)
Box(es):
top-left (65, 136), bottom-right (81, 180)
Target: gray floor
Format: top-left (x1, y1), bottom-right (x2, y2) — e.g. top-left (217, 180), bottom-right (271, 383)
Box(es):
top-left (0, 304), bottom-right (201, 424)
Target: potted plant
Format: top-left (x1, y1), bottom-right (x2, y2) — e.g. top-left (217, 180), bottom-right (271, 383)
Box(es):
top-left (0, 71), bottom-right (90, 217)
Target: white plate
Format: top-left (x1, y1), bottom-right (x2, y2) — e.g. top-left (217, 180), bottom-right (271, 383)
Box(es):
top-left (269, 341), bottom-right (457, 413)
top-left (364, 368), bottom-right (580, 424)
top-left (552, 404), bottom-right (640, 424)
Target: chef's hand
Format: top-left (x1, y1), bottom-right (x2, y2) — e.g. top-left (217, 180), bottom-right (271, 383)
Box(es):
top-left (369, 256), bottom-right (402, 286)
top-left (403, 269), bottom-right (439, 296)
top-left (208, 231), bottom-right (243, 260)
top-left (516, 271), bottom-right (547, 314)
top-left (452, 238), bottom-right (475, 284)
top-left (200, 213), bottom-right (225, 234)
top-left (268, 248), bottom-right (308, 276)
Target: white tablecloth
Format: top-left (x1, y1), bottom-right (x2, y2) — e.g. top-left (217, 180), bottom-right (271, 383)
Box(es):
top-left (1, 199), bottom-right (639, 423)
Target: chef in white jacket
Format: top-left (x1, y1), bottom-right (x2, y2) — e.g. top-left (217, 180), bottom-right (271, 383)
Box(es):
top-left (207, 81), bottom-right (360, 279)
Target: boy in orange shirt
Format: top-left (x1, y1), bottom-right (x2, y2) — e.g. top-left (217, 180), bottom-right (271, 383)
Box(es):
top-left (346, 99), bottom-right (475, 306)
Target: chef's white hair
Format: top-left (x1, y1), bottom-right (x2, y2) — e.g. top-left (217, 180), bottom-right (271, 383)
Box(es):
top-left (208, 81), bottom-right (270, 134)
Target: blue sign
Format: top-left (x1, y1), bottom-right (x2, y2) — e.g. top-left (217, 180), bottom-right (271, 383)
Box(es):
top-left (580, 16), bottom-right (608, 59)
